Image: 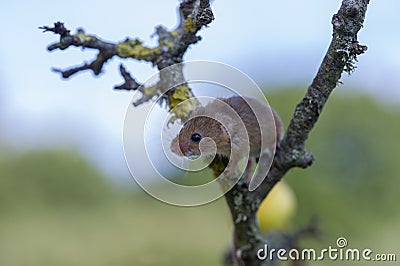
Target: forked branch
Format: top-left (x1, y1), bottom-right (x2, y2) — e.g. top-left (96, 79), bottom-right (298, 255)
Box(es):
top-left (41, 1), bottom-right (370, 265)
top-left (224, 1), bottom-right (370, 265)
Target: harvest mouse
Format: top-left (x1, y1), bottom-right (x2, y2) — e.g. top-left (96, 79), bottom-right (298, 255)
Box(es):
top-left (170, 96), bottom-right (284, 190)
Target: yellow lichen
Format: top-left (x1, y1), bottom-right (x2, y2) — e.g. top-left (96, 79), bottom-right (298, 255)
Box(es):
top-left (165, 40), bottom-right (174, 49)
top-left (75, 33), bottom-right (94, 43)
top-left (143, 85), bottom-right (157, 96)
top-left (96, 53), bottom-right (103, 61)
top-left (168, 85), bottom-right (199, 123)
top-left (159, 38), bottom-right (173, 50)
top-left (117, 39), bottom-right (160, 60)
top-left (183, 17), bottom-right (197, 33)
top-left (170, 30), bottom-right (180, 38)
top-left (168, 85), bottom-right (192, 110)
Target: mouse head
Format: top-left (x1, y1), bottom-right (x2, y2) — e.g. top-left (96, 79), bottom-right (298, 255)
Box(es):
top-left (170, 115), bottom-right (231, 159)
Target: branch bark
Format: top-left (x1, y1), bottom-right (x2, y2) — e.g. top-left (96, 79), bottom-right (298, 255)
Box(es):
top-left (257, 0), bottom-right (369, 205)
top-left (224, 0), bottom-right (370, 265)
top-left (40, 0), bottom-right (214, 110)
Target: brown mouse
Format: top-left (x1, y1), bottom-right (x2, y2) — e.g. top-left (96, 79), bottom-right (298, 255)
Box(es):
top-left (170, 96), bottom-right (284, 189)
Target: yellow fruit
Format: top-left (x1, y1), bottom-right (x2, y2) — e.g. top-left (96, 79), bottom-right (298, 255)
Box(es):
top-left (256, 181), bottom-right (297, 233)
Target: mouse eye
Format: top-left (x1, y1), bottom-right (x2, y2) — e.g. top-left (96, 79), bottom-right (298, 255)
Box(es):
top-left (190, 133), bottom-right (202, 142)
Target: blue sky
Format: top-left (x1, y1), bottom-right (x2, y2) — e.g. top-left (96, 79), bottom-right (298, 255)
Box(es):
top-left (0, 0), bottom-right (399, 181)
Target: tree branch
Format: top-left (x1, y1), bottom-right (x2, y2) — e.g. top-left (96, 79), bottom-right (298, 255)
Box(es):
top-left (224, 0), bottom-right (370, 265)
top-left (114, 64), bottom-right (142, 91)
top-left (40, 0), bottom-right (214, 112)
top-left (256, 0), bottom-right (369, 202)
top-left (42, 1), bottom-right (371, 265)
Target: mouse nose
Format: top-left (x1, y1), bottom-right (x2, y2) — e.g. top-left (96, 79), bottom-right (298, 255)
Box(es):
top-left (184, 150), bottom-right (194, 158)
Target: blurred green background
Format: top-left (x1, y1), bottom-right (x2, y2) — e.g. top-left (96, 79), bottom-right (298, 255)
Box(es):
top-left (1, 88), bottom-right (399, 266)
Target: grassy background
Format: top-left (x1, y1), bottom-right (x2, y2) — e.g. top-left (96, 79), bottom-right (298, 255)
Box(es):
top-left (0, 88), bottom-right (399, 265)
